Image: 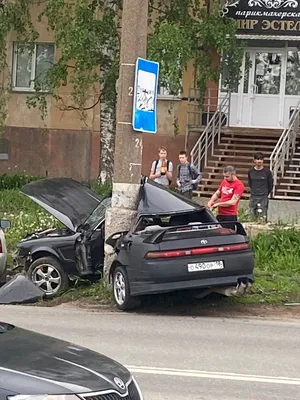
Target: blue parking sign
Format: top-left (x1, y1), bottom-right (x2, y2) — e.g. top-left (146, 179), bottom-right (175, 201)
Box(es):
top-left (132, 57), bottom-right (159, 134)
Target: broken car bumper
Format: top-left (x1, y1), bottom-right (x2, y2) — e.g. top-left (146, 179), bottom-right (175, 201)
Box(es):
top-left (13, 250), bottom-right (28, 269)
top-left (127, 250), bottom-right (255, 296)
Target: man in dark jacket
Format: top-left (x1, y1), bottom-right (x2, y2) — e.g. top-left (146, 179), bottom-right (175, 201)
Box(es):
top-left (248, 152), bottom-right (273, 222)
top-left (177, 151), bottom-right (201, 199)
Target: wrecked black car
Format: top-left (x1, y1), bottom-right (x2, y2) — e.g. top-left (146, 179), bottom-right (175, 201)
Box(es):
top-left (14, 178), bottom-right (110, 297)
top-left (106, 184), bottom-right (254, 310)
top-left (14, 177), bottom-right (254, 309)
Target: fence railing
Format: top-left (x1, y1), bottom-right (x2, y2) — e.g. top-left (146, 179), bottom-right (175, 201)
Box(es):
top-left (270, 100), bottom-right (300, 197)
top-left (190, 91), bottom-right (231, 173)
top-left (186, 88), bottom-right (223, 130)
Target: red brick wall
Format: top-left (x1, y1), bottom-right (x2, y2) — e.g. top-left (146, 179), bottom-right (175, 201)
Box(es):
top-left (0, 127), bottom-right (99, 182)
top-left (1, 127), bottom-right (199, 184)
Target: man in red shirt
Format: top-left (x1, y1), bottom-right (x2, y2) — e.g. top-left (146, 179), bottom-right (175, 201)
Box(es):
top-left (207, 165), bottom-right (246, 234)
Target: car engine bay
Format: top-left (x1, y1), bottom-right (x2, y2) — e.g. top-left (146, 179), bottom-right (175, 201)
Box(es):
top-left (21, 227), bottom-right (74, 241)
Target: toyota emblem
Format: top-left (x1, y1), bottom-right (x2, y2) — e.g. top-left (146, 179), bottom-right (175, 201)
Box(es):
top-left (114, 377), bottom-right (125, 390)
top-left (200, 239), bottom-right (208, 244)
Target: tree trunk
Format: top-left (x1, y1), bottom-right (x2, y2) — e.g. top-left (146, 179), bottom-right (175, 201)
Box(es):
top-left (98, 102), bottom-right (116, 184)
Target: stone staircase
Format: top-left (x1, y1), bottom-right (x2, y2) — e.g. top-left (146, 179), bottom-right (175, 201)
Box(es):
top-left (194, 128), bottom-right (282, 199)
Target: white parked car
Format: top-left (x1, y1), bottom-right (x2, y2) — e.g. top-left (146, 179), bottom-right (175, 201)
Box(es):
top-left (0, 219), bottom-right (11, 285)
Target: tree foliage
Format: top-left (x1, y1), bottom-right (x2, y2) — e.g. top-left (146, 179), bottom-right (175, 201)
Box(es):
top-left (148, 0), bottom-right (244, 95)
top-left (28, 0), bottom-right (121, 120)
top-left (0, 0), bottom-right (243, 128)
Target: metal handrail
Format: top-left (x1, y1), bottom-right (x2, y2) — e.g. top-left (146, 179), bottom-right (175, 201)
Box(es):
top-left (270, 100), bottom-right (300, 197)
top-left (190, 91), bottom-right (231, 173)
top-left (186, 88), bottom-right (223, 129)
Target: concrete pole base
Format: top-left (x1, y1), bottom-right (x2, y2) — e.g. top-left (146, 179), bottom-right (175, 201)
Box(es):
top-left (103, 182), bottom-right (141, 283)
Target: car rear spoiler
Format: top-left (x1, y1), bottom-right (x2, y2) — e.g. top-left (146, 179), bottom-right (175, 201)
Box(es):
top-left (143, 221), bottom-right (247, 244)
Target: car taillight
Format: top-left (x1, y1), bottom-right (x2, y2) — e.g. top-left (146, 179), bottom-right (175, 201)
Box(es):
top-left (0, 239), bottom-right (3, 253)
top-left (145, 243), bottom-right (250, 259)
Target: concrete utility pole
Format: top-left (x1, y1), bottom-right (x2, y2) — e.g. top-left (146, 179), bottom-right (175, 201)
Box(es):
top-left (104, 0), bottom-right (149, 280)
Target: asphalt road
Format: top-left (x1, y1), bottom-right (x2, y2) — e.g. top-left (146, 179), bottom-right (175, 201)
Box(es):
top-left (0, 305), bottom-right (299, 400)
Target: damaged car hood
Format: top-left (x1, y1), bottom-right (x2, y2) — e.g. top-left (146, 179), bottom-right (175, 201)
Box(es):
top-left (21, 178), bottom-right (102, 232)
top-left (0, 322), bottom-right (131, 394)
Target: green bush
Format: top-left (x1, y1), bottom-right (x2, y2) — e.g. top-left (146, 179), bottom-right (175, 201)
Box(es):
top-left (0, 174), bottom-right (44, 190)
top-left (0, 189), bottom-right (40, 215)
top-left (252, 228), bottom-right (300, 274)
top-left (0, 190), bottom-right (59, 254)
top-left (238, 207), bottom-right (252, 222)
top-left (0, 174), bottom-right (113, 195)
top-left (90, 182), bottom-right (112, 197)
top-left (249, 228), bottom-right (300, 303)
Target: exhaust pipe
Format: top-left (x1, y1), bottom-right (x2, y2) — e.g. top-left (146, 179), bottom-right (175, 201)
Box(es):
top-left (213, 278), bottom-right (253, 297)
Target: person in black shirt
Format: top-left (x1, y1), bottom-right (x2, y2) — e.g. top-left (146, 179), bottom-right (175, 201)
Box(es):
top-left (248, 152), bottom-right (273, 222)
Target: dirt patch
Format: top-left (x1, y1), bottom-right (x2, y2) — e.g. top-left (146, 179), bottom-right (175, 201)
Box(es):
top-left (51, 297), bottom-right (300, 321)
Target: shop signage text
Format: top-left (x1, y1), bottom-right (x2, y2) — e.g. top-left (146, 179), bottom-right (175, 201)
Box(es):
top-left (222, 0), bottom-right (300, 35)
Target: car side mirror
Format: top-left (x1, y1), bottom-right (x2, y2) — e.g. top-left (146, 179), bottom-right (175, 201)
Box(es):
top-left (106, 231), bottom-right (127, 247)
top-left (0, 219), bottom-right (11, 229)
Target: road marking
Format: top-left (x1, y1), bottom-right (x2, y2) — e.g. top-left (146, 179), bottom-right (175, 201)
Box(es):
top-left (126, 366), bottom-right (300, 386)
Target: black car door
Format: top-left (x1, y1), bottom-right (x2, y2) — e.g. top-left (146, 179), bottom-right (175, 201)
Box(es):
top-left (74, 196), bottom-right (112, 274)
top-left (89, 222), bottom-right (105, 268)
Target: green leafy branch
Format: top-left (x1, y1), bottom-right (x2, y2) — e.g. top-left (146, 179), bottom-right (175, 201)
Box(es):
top-left (148, 0), bottom-right (244, 99)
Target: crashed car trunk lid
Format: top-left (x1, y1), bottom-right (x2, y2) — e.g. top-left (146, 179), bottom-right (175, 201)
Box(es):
top-left (138, 179), bottom-right (205, 215)
top-left (155, 227), bottom-right (249, 255)
top-left (21, 178), bottom-right (102, 232)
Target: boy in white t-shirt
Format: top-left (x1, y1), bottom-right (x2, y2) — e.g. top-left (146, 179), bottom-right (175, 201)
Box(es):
top-left (149, 147), bottom-right (173, 187)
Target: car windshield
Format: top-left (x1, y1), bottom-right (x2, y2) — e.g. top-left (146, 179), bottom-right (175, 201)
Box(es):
top-left (83, 197), bottom-right (112, 230)
top-left (0, 322), bottom-right (15, 334)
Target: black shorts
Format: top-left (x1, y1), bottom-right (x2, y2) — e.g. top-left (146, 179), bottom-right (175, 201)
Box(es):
top-left (217, 215), bottom-right (246, 236)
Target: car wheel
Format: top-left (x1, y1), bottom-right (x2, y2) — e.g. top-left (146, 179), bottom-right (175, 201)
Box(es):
top-left (112, 266), bottom-right (140, 311)
top-left (0, 268), bottom-right (7, 286)
top-left (28, 256), bottom-right (69, 298)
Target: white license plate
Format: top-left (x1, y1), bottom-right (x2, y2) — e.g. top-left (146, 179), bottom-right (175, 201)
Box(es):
top-left (188, 261), bottom-right (224, 272)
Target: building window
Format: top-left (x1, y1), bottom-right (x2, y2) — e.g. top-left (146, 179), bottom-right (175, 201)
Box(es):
top-left (157, 80), bottom-right (182, 98)
top-left (12, 43), bottom-right (55, 92)
top-left (285, 51), bottom-right (300, 96)
top-left (220, 60), bottom-right (239, 94)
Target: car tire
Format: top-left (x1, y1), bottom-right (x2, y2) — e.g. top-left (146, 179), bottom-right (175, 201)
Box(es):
top-left (0, 268), bottom-right (7, 286)
top-left (28, 256), bottom-right (69, 299)
top-left (112, 266), bottom-right (140, 311)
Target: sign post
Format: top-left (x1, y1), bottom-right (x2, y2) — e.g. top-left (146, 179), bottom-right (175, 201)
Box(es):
top-left (132, 57), bottom-right (159, 134)
top-left (103, 0), bottom-right (149, 283)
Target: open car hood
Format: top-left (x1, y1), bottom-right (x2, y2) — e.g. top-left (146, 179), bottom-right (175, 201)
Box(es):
top-left (21, 177), bottom-right (204, 232)
top-left (21, 178), bottom-right (102, 232)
